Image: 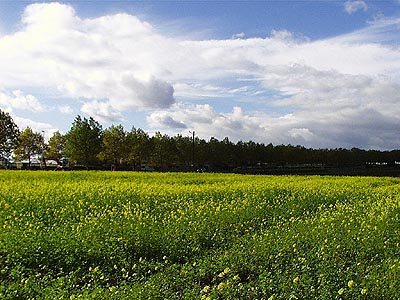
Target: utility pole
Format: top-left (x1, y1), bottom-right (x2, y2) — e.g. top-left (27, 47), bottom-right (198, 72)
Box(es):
top-left (189, 130), bottom-right (195, 168)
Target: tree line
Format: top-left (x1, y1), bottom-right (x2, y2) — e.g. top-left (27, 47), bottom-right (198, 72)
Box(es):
top-left (1, 109), bottom-right (400, 171)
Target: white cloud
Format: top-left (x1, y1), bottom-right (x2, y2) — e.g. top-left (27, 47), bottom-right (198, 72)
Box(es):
top-left (21, 2), bottom-right (77, 36)
top-left (289, 128), bottom-right (314, 142)
top-left (232, 32), bottom-right (246, 39)
top-left (13, 115), bottom-right (58, 140)
top-left (81, 100), bottom-right (122, 122)
top-left (0, 3), bottom-right (175, 112)
top-left (0, 90), bottom-right (46, 112)
top-left (344, 0), bottom-right (368, 14)
top-left (147, 112), bottom-right (187, 129)
top-left (270, 29), bottom-right (308, 42)
top-left (58, 105), bottom-right (73, 115)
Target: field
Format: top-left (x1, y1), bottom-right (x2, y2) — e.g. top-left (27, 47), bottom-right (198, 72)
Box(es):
top-left (0, 171), bottom-right (399, 299)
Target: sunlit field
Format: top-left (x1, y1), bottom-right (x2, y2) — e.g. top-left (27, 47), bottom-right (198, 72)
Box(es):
top-left (0, 171), bottom-right (399, 299)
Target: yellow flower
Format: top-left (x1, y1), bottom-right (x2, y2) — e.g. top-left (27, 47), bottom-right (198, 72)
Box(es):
top-left (338, 288), bottom-right (344, 295)
top-left (202, 285), bottom-right (211, 293)
top-left (293, 276), bottom-right (300, 284)
top-left (218, 267), bottom-right (231, 278)
top-left (361, 288), bottom-right (367, 295)
top-left (348, 280), bottom-right (355, 288)
top-left (217, 282), bottom-right (226, 291)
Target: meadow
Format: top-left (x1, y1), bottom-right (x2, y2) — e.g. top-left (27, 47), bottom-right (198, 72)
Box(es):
top-left (0, 171), bottom-right (399, 299)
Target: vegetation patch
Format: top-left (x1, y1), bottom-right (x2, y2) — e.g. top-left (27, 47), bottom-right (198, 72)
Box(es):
top-left (0, 171), bottom-right (399, 299)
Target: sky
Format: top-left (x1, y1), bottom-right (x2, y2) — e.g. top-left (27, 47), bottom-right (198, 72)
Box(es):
top-left (0, 0), bottom-right (400, 150)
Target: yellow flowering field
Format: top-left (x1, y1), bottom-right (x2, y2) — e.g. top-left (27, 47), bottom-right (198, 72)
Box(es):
top-left (0, 171), bottom-right (399, 299)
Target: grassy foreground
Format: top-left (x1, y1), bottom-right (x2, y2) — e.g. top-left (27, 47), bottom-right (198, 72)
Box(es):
top-left (0, 171), bottom-right (399, 299)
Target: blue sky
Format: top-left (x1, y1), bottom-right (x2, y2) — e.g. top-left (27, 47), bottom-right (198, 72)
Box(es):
top-left (0, 0), bottom-right (400, 149)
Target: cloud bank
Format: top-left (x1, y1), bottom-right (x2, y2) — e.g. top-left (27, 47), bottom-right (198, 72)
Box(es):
top-left (0, 2), bottom-right (399, 149)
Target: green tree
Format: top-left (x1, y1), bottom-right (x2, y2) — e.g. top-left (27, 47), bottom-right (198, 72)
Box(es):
top-left (14, 127), bottom-right (45, 168)
top-left (65, 116), bottom-right (103, 168)
top-left (173, 134), bottom-right (192, 167)
top-left (98, 124), bottom-right (127, 166)
top-left (126, 127), bottom-right (151, 169)
top-left (45, 131), bottom-right (66, 164)
top-left (0, 109), bottom-right (19, 161)
top-left (151, 132), bottom-right (178, 171)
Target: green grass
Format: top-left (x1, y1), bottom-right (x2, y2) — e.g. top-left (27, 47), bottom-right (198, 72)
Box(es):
top-left (0, 171), bottom-right (399, 299)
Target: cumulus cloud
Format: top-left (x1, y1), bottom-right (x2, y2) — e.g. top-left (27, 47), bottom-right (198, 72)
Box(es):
top-left (0, 90), bottom-right (46, 112)
top-left (148, 105), bottom-right (267, 142)
top-left (147, 112), bottom-right (187, 129)
top-left (289, 128), bottom-right (314, 142)
top-left (0, 2), bottom-right (175, 112)
top-left (13, 115), bottom-right (58, 139)
top-left (120, 76), bottom-right (175, 109)
top-left (1, 3), bottom-right (400, 149)
top-left (344, 0), bottom-right (368, 14)
top-left (81, 100), bottom-right (122, 122)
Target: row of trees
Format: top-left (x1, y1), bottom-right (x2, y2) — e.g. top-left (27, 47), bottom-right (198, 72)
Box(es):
top-left (1, 109), bottom-right (400, 171)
